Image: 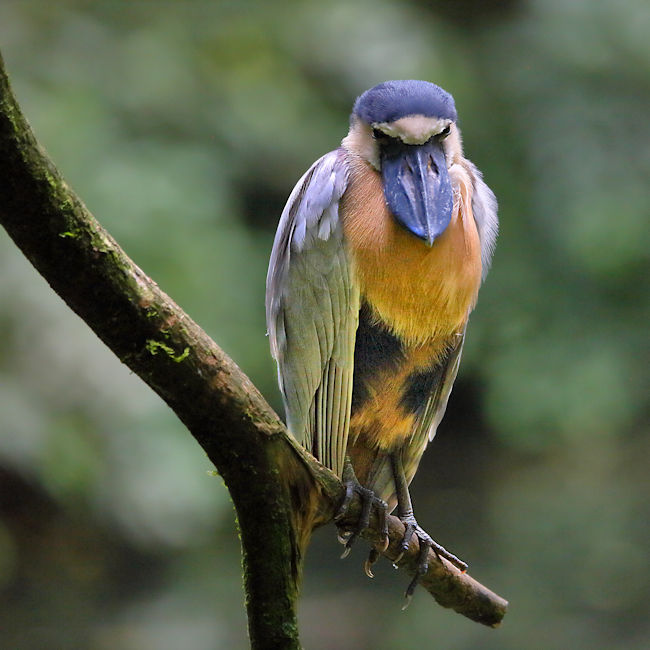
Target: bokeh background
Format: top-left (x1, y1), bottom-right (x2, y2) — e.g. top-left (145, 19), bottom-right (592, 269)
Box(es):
top-left (0, 1), bottom-right (648, 648)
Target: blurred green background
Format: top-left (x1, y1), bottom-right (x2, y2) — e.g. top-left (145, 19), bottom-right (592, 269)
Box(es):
top-left (0, 1), bottom-right (648, 648)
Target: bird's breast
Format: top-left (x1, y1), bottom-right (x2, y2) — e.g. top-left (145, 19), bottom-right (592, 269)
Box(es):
top-left (340, 156), bottom-right (482, 345)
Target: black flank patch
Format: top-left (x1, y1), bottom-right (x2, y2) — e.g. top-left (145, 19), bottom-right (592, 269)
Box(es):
top-left (351, 302), bottom-right (404, 414)
top-left (399, 340), bottom-right (453, 413)
top-left (400, 359), bottom-right (446, 415)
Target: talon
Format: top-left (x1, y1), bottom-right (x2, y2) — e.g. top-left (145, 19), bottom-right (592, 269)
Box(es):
top-left (333, 458), bottom-right (389, 572)
top-left (364, 548), bottom-right (380, 578)
top-left (405, 572), bottom-right (420, 600)
top-left (340, 531), bottom-right (359, 558)
top-left (401, 592), bottom-right (413, 611)
top-left (337, 531), bottom-right (351, 545)
top-left (394, 516), bottom-right (468, 599)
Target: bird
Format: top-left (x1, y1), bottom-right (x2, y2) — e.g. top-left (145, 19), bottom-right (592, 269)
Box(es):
top-left (266, 80), bottom-right (498, 598)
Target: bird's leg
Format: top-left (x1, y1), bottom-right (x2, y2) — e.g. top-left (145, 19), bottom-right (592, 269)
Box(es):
top-left (390, 452), bottom-right (467, 602)
top-left (334, 457), bottom-right (389, 561)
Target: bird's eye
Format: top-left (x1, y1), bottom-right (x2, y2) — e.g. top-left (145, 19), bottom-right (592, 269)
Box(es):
top-left (439, 125), bottom-right (451, 139)
top-left (372, 127), bottom-right (387, 140)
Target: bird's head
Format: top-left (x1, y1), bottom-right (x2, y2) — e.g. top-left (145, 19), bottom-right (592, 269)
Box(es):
top-left (343, 80), bottom-right (461, 247)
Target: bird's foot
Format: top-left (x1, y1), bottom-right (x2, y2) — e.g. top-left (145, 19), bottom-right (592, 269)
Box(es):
top-left (334, 461), bottom-right (389, 562)
top-left (394, 519), bottom-right (467, 606)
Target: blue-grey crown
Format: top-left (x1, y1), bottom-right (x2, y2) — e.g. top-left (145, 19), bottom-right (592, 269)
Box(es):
top-left (352, 80), bottom-right (457, 125)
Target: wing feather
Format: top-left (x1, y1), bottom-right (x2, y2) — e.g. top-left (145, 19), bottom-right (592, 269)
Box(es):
top-left (266, 150), bottom-right (359, 477)
top-left (466, 160), bottom-right (498, 280)
top-left (401, 333), bottom-right (465, 488)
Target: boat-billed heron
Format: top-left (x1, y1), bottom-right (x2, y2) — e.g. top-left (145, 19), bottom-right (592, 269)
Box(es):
top-left (266, 80), bottom-right (498, 597)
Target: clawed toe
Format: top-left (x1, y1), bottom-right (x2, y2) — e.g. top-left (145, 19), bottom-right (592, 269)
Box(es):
top-left (364, 548), bottom-right (380, 578)
top-left (399, 522), bottom-right (416, 555)
top-left (334, 459), bottom-right (389, 559)
top-left (337, 530), bottom-right (352, 545)
top-left (398, 522), bottom-right (466, 572)
top-left (402, 542), bottom-right (430, 608)
top-left (427, 535), bottom-right (467, 573)
top-left (335, 481), bottom-right (388, 558)
top-left (396, 521), bottom-right (467, 602)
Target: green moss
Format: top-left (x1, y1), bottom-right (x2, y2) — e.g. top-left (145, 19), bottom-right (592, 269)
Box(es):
top-left (173, 346), bottom-right (190, 362)
top-left (145, 339), bottom-right (190, 362)
top-left (59, 198), bottom-right (74, 213)
top-left (90, 236), bottom-right (113, 254)
top-left (58, 230), bottom-right (81, 239)
top-left (41, 166), bottom-right (61, 194)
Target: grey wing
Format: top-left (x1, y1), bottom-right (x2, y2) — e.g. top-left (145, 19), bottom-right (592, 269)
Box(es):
top-left (466, 160), bottom-right (498, 281)
top-left (366, 333), bottom-right (465, 510)
top-left (401, 332), bottom-right (465, 487)
top-left (266, 150), bottom-right (359, 478)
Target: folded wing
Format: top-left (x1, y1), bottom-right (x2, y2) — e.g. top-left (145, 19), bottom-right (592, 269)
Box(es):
top-left (266, 150), bottom-right (359, 478)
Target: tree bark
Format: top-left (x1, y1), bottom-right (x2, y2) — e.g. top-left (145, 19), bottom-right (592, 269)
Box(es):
top-left (0, 50), bottom-right (507, 647)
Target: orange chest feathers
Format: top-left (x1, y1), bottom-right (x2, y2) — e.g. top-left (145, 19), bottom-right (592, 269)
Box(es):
top-left (340, 158), bottom-right (483, 345)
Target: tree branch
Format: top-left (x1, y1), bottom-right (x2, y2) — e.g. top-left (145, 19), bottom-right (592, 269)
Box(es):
top-left (0, 50), bottom-right (507, 646)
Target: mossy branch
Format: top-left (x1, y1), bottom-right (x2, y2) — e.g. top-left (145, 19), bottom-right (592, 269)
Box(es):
top-left (0, 50), bottom-right (507, 648)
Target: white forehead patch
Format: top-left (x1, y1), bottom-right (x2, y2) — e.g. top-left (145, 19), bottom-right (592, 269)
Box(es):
top-left (376, 115), bottom-right (450, 145)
